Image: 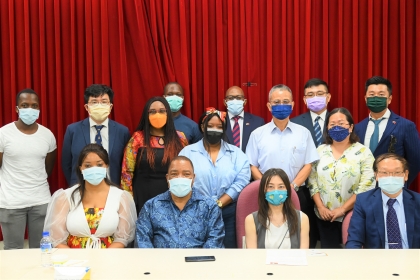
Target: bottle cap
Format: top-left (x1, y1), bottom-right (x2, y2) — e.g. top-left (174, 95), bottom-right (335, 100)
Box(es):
top-left (42, 231), bottom-right (50, 237)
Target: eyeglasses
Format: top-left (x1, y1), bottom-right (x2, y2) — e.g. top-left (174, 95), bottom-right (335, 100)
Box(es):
top-left (88, 101), bottom-right (111, 106)
top-left (328, 123), bottom-right (350, 128)
top-left (377, 171), bottom-right (405, 177)
top-left (225, 95), bottom-right (245, 101)
top-left (305, 91), bottom-right (328, 97)
top-left (148, 109), bottom-right (167, 115)
top-left (270, 100), bottom-right (291, 105)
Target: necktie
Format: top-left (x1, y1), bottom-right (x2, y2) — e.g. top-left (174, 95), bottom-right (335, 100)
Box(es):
top-left (313, 116), bottom-right (322, 147)
top-left (94, 125), bottom-right (104, 146)
top-left (369, 118), bottom-right (383, 153)
top-left (386, 199), bottom-right (402, 249)
top-left (232, 116), bottom-right (240, 148)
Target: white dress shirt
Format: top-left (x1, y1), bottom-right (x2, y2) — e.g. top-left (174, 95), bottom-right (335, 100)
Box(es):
top-left (89, 117), bottom-right (109, 152)
top-left (227, 110), bottom-right (245, 150)
top-left (364, 109), bottom-right (391, 147)
top-left (381, 190), bottom-right (408, 249)
top-left (309, 110), bottom-right (327, 134)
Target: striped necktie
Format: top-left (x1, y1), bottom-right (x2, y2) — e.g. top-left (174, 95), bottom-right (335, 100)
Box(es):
top-left (313, 116), bottom-right (322, 147)
top-left (94, 125), bottom-right (104, 146)
top-left (232, 116), bottom-right (240, 148)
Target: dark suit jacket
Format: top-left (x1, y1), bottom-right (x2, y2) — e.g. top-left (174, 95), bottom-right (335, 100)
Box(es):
top-left (225, 112), bottom-right (265, 153)
top-left (355, 111), bottom-right (420, 186)
top-left (346, 187), bottom-right (420, 249)
top-left (61, 118), bottom-right (130, 186)
top-left (291, 111), bottom-right (327, 147)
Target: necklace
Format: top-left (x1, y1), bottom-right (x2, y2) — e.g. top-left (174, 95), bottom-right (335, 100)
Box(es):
top-left (151, 135), bottom-right (165, 146)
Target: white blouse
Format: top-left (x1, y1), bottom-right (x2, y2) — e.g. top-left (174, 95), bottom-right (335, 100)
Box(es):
top-left (43, 185), bottom-right (137, 248)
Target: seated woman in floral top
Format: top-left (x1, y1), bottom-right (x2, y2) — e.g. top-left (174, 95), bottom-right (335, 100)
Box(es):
top-left (44, 144), bottom-right (137, 248)
top-left (308, 108), bottom-right (375, 249)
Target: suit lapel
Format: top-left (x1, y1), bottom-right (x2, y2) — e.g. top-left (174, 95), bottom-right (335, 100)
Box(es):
top-left (303, 112), bottom-right (316, 141)
top-left (82, 118), bottom-right (91, 145)
top-left (403, 190), bottom-right (414, 248)
top-left (225, 116), bottom-right (234, 143)
top-left (357, 117), bottom-right (369, 145)
top-left (377, 111), bottom-right (399, 150)
top-left (242, 113), bottom-right (252, 143)
top-left (108, 119), bottom-right (115, 156)
top-left (372, 189), bottom-right (386, 248)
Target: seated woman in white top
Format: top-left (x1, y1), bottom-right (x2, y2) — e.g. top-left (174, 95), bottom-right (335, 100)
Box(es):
top-left (44, 144), bottom-right (136, 248)
top-left (245, 168), bottom-right (309, 249)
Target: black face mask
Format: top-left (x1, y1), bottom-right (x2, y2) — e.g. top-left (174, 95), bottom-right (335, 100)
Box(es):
top-left (205, 129), bottom-right (223, 145)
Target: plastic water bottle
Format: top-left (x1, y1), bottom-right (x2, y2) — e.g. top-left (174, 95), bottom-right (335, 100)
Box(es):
top-left (40, 231), bottom-right (53, 267)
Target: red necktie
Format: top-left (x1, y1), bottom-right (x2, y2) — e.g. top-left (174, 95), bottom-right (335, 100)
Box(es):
top-left (232, 116), bottom-right (240, 148)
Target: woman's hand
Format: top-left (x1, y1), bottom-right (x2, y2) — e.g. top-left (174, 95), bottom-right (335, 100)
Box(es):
top-left (317, 205), bottom-right (333, 221)
top-left (329, 207), bottom-right (345, 222)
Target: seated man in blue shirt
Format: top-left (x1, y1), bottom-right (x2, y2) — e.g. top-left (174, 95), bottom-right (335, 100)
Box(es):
top-left (346, 153), bottom-right (420, 249)
top-left (135, 156), bottom-right (225, 248)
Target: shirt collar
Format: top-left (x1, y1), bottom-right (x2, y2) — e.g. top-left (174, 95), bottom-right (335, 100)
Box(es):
top-left (369, 109), bottom-right (391, 120)
top-left (173, 113), bottom-right (183, 120)
top-left (310, 110), bottom-right (327, 123)
top-left (227, 110), bottom-right (245, 119)
top-left (381, 188), bottom-right (403, 207)
top-left (159, 188), bottom-right (200, 204)
top-left (89, 117), bottom-right (109, 128)
top-left (268, 119), bottom-right (294, 132)
top-left (195, 139), bottom-right (234, 155)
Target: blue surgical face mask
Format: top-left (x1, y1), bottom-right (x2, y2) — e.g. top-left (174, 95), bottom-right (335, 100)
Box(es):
top-left (271, 105), bottom-right (292, 120)
top-left (226, 100), bottom-right (244, 116)
top-left (82, 166), bottom-right (107, 186)
top-left (165, 95), bottom-right (184, 112)
top-left (328, 126), bottom-right (350, 142)
top-left (169, 178), bottom-right (192, 198)
top-left (265, 190), bottom-right (288, 206)
top-left (378, 176), bottom-right (405, 195)
top-left (17, 107), bottom-right (40, 125)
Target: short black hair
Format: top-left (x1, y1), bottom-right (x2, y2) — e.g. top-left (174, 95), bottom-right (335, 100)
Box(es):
top-left (168, 156), bottom-right (195, 172)
top-left (163, 82), bottom-right (184, 95)
top-left (365, 76), bottom-right (392, 95)
top-left (324, 107), bottom-right (360, 145)
top-left (304, 78), bottom-right (329, 92)
top-left (373, 153), bottom-right (409, 172)
top-left (16, 88), bottom-right (39, 105)
top-left (84, 84), bottom-right (114, 104)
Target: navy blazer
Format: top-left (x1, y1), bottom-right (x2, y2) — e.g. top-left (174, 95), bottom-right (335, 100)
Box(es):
top-left (291, 111), bottom-right (327, 147)
top-left (61, 118), bottom-right (131, 186)
top-left (225, 112), bottom-right (265, 153)
top-left (355, 111), bottom-right (420, 186)
top-left (346, 187), bottom-right (420, 249)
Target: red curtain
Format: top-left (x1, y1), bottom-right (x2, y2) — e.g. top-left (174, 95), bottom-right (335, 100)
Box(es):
top-left (0, 0), bottom-right (419, 196)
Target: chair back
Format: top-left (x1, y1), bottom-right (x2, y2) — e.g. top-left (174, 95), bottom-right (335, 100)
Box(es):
top-left (235, 180), bottom-right (301, 248)
top-left (342, 210), bottom-right (354, 245)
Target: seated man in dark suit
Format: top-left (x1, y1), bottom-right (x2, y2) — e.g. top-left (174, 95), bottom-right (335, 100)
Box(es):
top-left (291, 78), bottom-right (331, 248)
top-left (346, 153), bottom-right (420, 249)
top-left (223, 86), bottom-right (265, 153)
top-left (354, 76), bottom-right (420, 187)
top-left (62, 84), bottom-right (130, 186)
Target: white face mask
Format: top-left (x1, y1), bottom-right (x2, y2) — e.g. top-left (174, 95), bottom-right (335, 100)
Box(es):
top-left (89, 104), bottom-right (111, 122)
top-left (378, 176), bottom-right (405, 195)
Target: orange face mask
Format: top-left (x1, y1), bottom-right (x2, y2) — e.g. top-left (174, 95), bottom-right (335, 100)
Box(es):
top-left (149, 113), bottom-right (167, 129)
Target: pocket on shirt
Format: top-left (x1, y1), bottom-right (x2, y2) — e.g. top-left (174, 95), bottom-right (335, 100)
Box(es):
top-left (291, 146), bottom-right (306, 168)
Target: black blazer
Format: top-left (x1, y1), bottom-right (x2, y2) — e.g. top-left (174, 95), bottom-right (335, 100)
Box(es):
top-left (225, 112), bottom-right (265, 153)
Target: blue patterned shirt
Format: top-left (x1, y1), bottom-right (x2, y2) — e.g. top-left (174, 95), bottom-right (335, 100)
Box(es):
top-left (136, 189), bottom-right (225, 248)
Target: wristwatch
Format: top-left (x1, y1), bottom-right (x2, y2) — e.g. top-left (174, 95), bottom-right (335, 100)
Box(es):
top-left (216, 200), bottom-right (223, 208)
top-left (292, 182), bottom-right (299, 192)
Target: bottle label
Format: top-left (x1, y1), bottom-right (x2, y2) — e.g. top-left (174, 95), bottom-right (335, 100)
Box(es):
top-left (41, 243), bottom-right (52, 252)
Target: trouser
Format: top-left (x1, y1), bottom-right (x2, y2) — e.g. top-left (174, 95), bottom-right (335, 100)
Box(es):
top-left (296, 185), bottom-right (319, 248)
top-left (0, 204), bottom-right (48, 250)
top-left (316, 217), bottom-right (343, 248)
top-left (222, 201), bottom-right (237, 248)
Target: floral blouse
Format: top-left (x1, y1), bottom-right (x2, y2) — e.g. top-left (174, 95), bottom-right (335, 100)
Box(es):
top-left (308, 142), bottom-right (376, 222)
top-left (120, 130), bottom-right (188, 194)
top-left (67, 208), bottom-right (113, 248)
